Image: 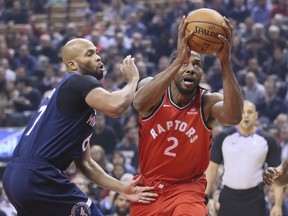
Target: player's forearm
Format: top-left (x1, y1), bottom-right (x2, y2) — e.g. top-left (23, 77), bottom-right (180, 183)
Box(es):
top-left (220, 58), bottom-right (243, 125)
top-left (134, 58), bottom-right (183, 112)
top-left (205, 163), bottom-right (219, 196)
top-left (108, 78), bottom-right (139, 117)
top-left (77, 159), bottom-right (124, 193)
top-left (273, 184), bottom-right (283, 208)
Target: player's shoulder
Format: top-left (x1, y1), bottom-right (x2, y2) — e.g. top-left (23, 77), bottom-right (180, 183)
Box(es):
top-left (137, 77), bottom-right (153, 90)
top-left (202, 90), bottom-right (223, 111)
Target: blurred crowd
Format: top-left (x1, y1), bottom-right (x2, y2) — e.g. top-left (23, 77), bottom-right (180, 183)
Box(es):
top-left (0, 0), bottom-right (287, 215)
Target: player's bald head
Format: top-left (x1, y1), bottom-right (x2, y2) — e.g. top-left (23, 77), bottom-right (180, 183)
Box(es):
top-left (61, 38), bottom-right (94, 65)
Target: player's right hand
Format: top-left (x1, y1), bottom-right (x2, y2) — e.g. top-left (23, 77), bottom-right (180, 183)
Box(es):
top-left (176, 15), bottom-right (193, 63)
top-left (121, 176), bottom-right (158, 203)
top-left (120, 55), bottom-right (140, 83)
top-left (263, 167), bottom-right (283, 185)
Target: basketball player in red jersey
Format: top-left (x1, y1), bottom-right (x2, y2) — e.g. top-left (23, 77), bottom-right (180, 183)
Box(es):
top-left (130, 16), bottom-right (244, 216)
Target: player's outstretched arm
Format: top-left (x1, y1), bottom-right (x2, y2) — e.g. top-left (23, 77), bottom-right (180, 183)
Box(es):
top-left (86, 55), bottom-right (139, 118)
top-left (133, 16), bottom-right (193, 117)
top-left (209, 17), bottom-right (243, 125)
top-left (74, 145), bottom-right (158, 203)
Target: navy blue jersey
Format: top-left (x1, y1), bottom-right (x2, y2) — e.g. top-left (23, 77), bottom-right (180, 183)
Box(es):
top-left (3, 73), bottom-right (104, 216)
top-left (13, 73), bottom-right (100, 170)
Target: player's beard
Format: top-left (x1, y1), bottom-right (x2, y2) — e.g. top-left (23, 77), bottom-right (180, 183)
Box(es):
top-left (77, 61), bottom-right (103, 80)
top-left (174, 80), bottom-right (198, 94)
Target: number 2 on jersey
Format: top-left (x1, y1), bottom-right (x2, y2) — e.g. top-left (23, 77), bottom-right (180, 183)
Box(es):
top-left (164, 137), bottom-right (178, 157)
top-left (25, 105), bottom-right (47, 136)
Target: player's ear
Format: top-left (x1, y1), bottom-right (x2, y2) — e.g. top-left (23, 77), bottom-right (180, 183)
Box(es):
top-left (68, 60), bottom-right (78, 71)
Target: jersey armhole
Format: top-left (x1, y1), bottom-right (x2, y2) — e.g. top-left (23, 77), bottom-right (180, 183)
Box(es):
top-left (141, 95), bottom-right (165, 120)
top-left (200, 89), bottom-right (212, 131)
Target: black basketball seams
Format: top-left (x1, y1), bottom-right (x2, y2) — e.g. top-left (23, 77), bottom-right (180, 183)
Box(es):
top-left (186, 21), bottom-right (226, 32)
top-left (188, 32), bottom-right (224, 44)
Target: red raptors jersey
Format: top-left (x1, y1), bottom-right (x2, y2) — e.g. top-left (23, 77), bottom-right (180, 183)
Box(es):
top-left (138, 87), bottom-right (212, 183)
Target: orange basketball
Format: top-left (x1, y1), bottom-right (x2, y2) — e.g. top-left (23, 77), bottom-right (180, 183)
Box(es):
top-left (185, 8), bottom-right (227, 54)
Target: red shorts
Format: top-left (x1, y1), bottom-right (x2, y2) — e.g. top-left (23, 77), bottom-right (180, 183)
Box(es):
top-left (130, 175), bottom-right (208, 216)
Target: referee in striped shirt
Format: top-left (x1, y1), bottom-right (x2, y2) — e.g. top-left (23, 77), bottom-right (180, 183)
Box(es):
top-left (205, 100), bottom-right (283, 216)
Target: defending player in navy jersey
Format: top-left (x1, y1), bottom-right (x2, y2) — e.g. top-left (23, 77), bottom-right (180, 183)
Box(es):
top-left (2, 38), bottom-right (157, 216)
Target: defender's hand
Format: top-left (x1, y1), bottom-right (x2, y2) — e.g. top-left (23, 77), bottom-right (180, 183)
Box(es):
top-left (121, 176), bottom-right (158, 203)
top-left (120, 55), bottom-right (140, 83)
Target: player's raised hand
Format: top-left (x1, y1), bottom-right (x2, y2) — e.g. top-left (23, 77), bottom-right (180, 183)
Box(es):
top-left (177, 16), bottom-right (193, 63)
top-left (120, 55), bottom-right (140, 83)
top-left (121, 176), bottom-right (158, 203)
top-left (263, 167), bottom-right (283, 185)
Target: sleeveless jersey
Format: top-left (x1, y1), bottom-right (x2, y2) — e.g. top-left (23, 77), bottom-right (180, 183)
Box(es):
top-left (13, 74), bottom-right (96, 171)
top-left (138, 87), bottom-right (212, 183)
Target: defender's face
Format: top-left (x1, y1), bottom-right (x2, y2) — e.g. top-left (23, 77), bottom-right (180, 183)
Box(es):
top-left (77, 43), bottom-right (105, 80)
top-left (174, 51), bottom-right (203, 94)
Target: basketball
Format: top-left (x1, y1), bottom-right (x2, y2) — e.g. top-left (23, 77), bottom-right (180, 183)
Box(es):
top-left (185, 8), bottom-right (227, 54)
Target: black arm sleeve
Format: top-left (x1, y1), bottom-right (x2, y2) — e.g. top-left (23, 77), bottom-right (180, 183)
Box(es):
top-left (57, 75), bottom-right (101, 115)
top-left (210, 131), bottom-right (227, 164)
top-left (261, 131), bottom-right (282, 167)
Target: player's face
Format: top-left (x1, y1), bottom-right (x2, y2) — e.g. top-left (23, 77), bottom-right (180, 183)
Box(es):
top-left (238, 102), bottom-right (258, 130)
top-left (77, 45), bottom-right (105, 80)
top-left (174, 51), bottom-right (203, 94)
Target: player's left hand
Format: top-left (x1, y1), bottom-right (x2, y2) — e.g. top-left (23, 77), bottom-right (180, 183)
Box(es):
top-left (270, 204), bottom-right (283, 216)
top-left (121, 176), bottom-right (158, 203)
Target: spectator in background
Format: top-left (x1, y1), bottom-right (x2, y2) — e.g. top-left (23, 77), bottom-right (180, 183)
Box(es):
top-left (237, 57), bottom-right (267, 85)
top-left (59, 22), bottom-right (79, 48)
top-left (244, 36), bottom-right (269, 67)
top-left (250, 0), bottom-right (271, 26)
top-left (1, 58), bottom-right (15, 82)
top-left (263, 47), bottom-right (288, 81)
top-left (35, 33), bottom-right (60, 65)
top-left (242, 71), bottom-right (265, 104)
top-left (3, 0), bottom-right (29, 24)
top-left (272, 13), bottom-right (288, 38)
top-left (14, 44), bottom-right (37, 77)
top-left (13, 77), bottom-right (41, 112)
top-left (111, 151), bottom-right (136, 175)
top-left (227, 0), bottom-right (250, 24)
top-left (125, 12), bottom-right (146, 39)
top-left (106, 193), bottom-right (130, 216)
top-left (269, 0), bottom-right (288, 18)
top-left (115, 126), bottom-right (139, 170)
top-left (265, 25), bottom-right (287, 55)
top-left (103, 0), bottom-right (125, 22)
top-left (256, 77), bottom-right (287, 123)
